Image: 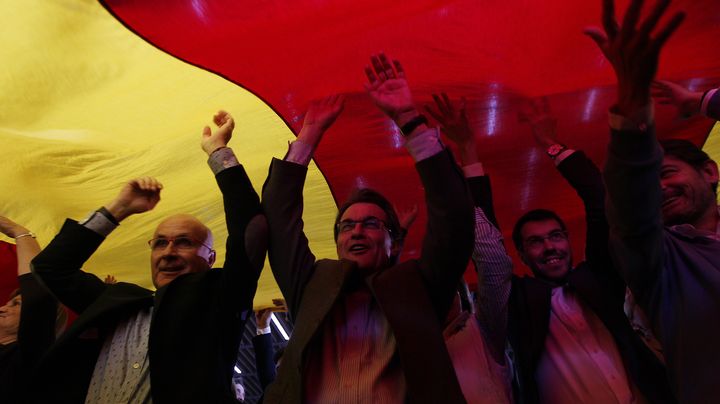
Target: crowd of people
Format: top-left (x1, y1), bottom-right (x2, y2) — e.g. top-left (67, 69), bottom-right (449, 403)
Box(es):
top-left (1, 0), bottom-right (719, 402)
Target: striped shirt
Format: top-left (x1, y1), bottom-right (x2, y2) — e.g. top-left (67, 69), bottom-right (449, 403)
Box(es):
top-left (303, 286), bottom-right (406, 403)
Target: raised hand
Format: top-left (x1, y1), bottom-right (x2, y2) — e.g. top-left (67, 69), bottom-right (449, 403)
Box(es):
top-left (584, 0), bottom-right (685, 116)
top-left (104, 274), bottom-right (117, 284)
top-left (397, 204), bottom-right (419, 233)
top-left (652, 80), bottom-right (703, 118)
top-left (104, 177), bottom-right (163, 221)
top-left (256, 308), bottom-right (273, 329)
top-left (364, 53), bottom-right (418, 126)
top-left (518, 97), bottom-right (559, 148)
top-left (201, 110), bottom-right (235, 156)
top-left (297, 95), bottom-right (345, 148)
top-left (425, 92), bottom-right (479, 165)
top-left (425, 93), bottom-right (473, 146)
top-left (0, 216), bottom-right (29, 239)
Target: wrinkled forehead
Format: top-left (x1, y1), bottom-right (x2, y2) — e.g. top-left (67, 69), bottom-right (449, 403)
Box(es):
top-left (154, 215), bottom-right (209, 240)
top-left (340, 202), bottom-right (388, 222)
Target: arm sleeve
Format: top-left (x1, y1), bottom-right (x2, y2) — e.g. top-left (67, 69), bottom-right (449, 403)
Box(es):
top-left (472, 207), bottom-right (513, 363)
top-left (261, 158), bottom-right (318, 320)
top-left (603, 126), bottom-right (665, 310)
top-left (215, 163), bottom-right (264, 315)
top-left (556, 151), bottom-right (616, 282)
top-left (252, 333), bottom-right (277, 389)
top-left (416, 149), bottom-right (475, 320)
top-left (30, 220), bottom-right (108, 314)
top-left (701, 88), bottom-right (720, 120)
top-left (17, 273), bottom-right (59, 370)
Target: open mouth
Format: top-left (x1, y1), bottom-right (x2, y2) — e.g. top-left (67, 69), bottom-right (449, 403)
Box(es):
top-left (349, 244), bottom-right (369, 254)
top-left (159, 266), bottom-right (184, 273)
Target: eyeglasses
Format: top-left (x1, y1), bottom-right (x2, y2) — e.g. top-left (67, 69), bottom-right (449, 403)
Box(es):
top-left (523, 230), bottom-right (568, 250)
top-left (147, 236), bottom-right (212, 251)
top-left (336, 216), bottom-right (389, 234)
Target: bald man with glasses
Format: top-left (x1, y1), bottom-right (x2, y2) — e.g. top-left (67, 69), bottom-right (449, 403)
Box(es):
top-left (28, 110), bottom-right (265, 404)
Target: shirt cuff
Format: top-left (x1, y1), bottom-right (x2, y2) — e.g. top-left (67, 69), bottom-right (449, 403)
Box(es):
top-left (79, 209), bottom-right (118, 237)
top-left (208, 147), bottom-right (240, 175)
top-left (404, 127), bottom-right (444, 162)
top-left (462, 162), bottom-right (485, 178)
top-left (256, 326), bottom-right (271, 336)
top-left (285, 140), bottom-right (314, 166)
top-left (609, 103), bottom-right (654, 131)
top-left (553, 149), bottom-right (576, 166)
top-left (701, 88), bottom-right (718, 118)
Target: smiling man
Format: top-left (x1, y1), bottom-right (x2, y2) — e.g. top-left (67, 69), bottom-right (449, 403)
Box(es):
top-left (504, 98), bottom-right (672, 403)
top-left (587, 0), bottom-right (720, 399)
top-left (29, 111), bottom-right (265, 403)
top-left (261, 54), bottom-right (473, 403)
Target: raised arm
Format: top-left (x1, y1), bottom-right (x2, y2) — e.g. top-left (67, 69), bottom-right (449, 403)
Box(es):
top-left (202, 110), bottom-right (264, 313)
top-left (427, 94), bottom-right (512, 361)
top-left (585, 0), bottom-right (685, 301)
top-left (0, 217), bottom-right (60, 368)
top-left (366, 58), bottom-right (474, 319)
top-left (32, 178), bottom-right (162, 314)
top-left (519, 98), bottom-right (612, 271)
top-left (261, 96), bottom-right (344, 318)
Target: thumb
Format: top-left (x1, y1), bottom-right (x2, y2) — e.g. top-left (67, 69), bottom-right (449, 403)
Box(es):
top-left (583, 27), bottom-right (609, 50)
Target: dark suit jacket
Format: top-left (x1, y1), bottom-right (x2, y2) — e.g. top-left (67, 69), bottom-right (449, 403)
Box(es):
top-left (261, 150), bottom-right (474, 404)
top-left (252, 332), bottom-right (277, 390)
top-left (29, 165), bottom-right (262, 404)
top-left (0, 274), bottom-right (59, 404)
top-left (471, 152), bottom-right (673, 404)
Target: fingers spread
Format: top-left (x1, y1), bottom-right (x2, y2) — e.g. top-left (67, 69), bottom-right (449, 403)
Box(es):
top-left (652, 11), bottom-right (685, 50)
top-left (602, 0), bottom-right (620, 39)
top-left (637, 0), bottom-right (670, 39)
top-left (620, 0), bottom-right (645, 42)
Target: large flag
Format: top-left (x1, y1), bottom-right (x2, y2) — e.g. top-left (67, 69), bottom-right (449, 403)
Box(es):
top-left (1, 0), bottom-right (719, 305)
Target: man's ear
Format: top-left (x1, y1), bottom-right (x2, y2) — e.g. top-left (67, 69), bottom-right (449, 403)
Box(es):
top-left (701, 160), bottom-right (719, 187)
top-left (207, 250), bottom-right (217, 267)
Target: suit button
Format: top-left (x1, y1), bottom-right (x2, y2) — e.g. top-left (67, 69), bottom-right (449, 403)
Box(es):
top-left (132, 363), bottom-right (140, 369)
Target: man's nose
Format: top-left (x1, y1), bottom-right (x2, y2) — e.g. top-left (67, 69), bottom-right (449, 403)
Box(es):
top-left (350, 222), bottom-right (366, 235)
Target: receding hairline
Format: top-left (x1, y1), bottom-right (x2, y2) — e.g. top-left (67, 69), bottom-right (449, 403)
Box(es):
top-left (154, 214), bottom-right (213, 246)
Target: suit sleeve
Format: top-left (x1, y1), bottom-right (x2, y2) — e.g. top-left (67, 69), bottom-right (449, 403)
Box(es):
top-left (30, 220), bottom-right (108, 315)
top-left (416, 149), bottom-right (475, 320)
top-left (252, 333), bottom-right (277, 389)
top-left (557, 151), bottom-right (623, 292)
top-left (17, 273), bottom-right (59, 371)
top-left (702, 88), bottom-right (720, 120)
top-left (261, 158), bottom-right (318, 320)
top-left (465, 174), bottom-right (512, 362)
top-left (603, 127), bottom-right (665, 311)
top-left (215, 164), bottom-right (264, 315)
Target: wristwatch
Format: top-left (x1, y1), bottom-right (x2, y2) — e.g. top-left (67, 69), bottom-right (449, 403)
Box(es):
top-left (546, 143), bottom-right (567, 160)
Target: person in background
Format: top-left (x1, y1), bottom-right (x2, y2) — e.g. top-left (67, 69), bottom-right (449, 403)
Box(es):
top-left (0, 216), bottom-right (65, 404)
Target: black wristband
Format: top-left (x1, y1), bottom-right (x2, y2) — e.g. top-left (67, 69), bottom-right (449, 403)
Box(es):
top-left (400, 115), bottom-right (428, 136)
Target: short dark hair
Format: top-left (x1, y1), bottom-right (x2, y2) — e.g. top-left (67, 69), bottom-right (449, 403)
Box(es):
top-left (333, 188), bottom-right (402, 243)
top-left (661, 139), bottom-right (718, 193)
top-left (512, 209), bottom-right (567, 252)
